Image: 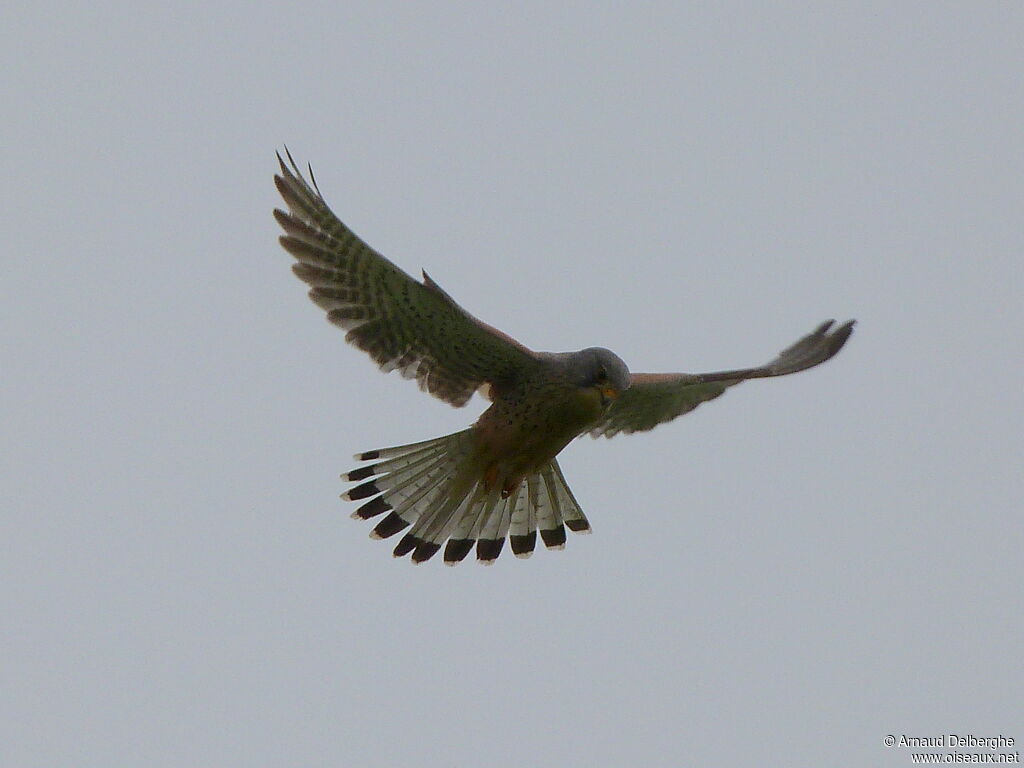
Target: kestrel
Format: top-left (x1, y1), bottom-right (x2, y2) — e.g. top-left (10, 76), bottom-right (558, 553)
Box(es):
top-left (274, 150), bottom-right (854, 566)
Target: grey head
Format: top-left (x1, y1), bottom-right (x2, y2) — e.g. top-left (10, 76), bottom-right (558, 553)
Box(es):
top-left (564, 347), bottom-right (631, 402)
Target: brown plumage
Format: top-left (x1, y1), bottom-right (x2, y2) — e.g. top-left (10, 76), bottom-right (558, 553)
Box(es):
top-left (274, 149), bottom-right (855, 566)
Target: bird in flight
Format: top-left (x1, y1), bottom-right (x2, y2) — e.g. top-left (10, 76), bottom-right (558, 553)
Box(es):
top-left (274, 150), bottom-right (854, 566)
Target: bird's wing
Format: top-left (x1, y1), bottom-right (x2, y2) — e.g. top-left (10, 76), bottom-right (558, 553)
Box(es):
top-left (591, 320), bottom-right (855, 437)
top-left (274, 150), bottom-right (540, 407)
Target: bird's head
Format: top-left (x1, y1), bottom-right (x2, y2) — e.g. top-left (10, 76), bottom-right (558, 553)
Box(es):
top-left (570, 347), bottom-right (631, 407)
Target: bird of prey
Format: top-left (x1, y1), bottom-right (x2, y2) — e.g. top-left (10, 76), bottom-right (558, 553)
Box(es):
top-left (274, 150), bottom-right (854, 566)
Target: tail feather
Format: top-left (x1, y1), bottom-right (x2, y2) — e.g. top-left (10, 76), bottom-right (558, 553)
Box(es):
top-left (343, 440), bottom-right (450, 499)
top-left (409, 479), bottom-right (479, 545)
top-left (494, 488), bottom-right (517, 544)
top-left (353, 434), bottom-right (452, 462)
top-left (443, 538), bottom-right (475, 564)
top-left (345, 431), bottom-right (472, 529)
top-left (476, 536), bottom-right (505, 563)
top-left (529, 472), bottom-right (564, 548)
top-left (476, 491), bottom-right (512, 565)
top-left (479, 496), bottom-right (514, 564)
top-left (509, 486), bottom-right (536, 558)
top-left (448, 485), bottom-right (491, 543)
top-left (376, 455), bottom-right (451, 508)
top-left (370, 511), bottom-right (409, 539)
top-left (468, 490), bottom-right (502, 541)
top-left (344, 453), bottom-right (440, 511)
top-left (442, 485), bottom-right (505, 565)
top-left (345, 440), bottom-right (448, 484)
top-left (349, 452), bottom-right (449, 520)
top-left (394, 470), bottom-right (481, 564)
top-left (547, 461), bottom-right (591, 533)
top-left (343, 431), bottom-right (591, 565)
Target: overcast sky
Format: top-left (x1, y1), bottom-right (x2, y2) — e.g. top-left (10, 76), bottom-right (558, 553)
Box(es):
top-left (3, 3), bottom-right (1022, 766)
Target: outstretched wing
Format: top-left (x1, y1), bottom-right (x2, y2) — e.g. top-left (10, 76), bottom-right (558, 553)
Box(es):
top-left (591, 319), bottom-right (855, 438)
top-left (274, 150), bottom-right (540, 407)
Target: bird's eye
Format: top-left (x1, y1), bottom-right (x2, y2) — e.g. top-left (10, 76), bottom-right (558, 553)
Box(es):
top-left (596, 365), bottom-right (608, 383)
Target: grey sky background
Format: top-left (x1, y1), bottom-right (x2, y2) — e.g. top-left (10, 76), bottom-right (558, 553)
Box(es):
top-left (3, 3), bottom-right (1022, 766)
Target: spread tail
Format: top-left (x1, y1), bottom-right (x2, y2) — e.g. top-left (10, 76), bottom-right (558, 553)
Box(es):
top-left (342, 430), bottom-right (591, 565)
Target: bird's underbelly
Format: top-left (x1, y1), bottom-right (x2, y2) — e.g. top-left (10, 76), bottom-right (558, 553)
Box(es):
top-left (472, 387), bottom-right (604, 493)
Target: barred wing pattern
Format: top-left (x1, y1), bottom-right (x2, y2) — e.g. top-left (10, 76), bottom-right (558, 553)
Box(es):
top-left (274, 151), bottom-right (539, 407)
top-left (592, 319), bottom-right (855, 438)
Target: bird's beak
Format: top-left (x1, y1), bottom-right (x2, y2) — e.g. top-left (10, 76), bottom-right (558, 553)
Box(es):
top-left (598, 385), bottom-right (619, 407)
